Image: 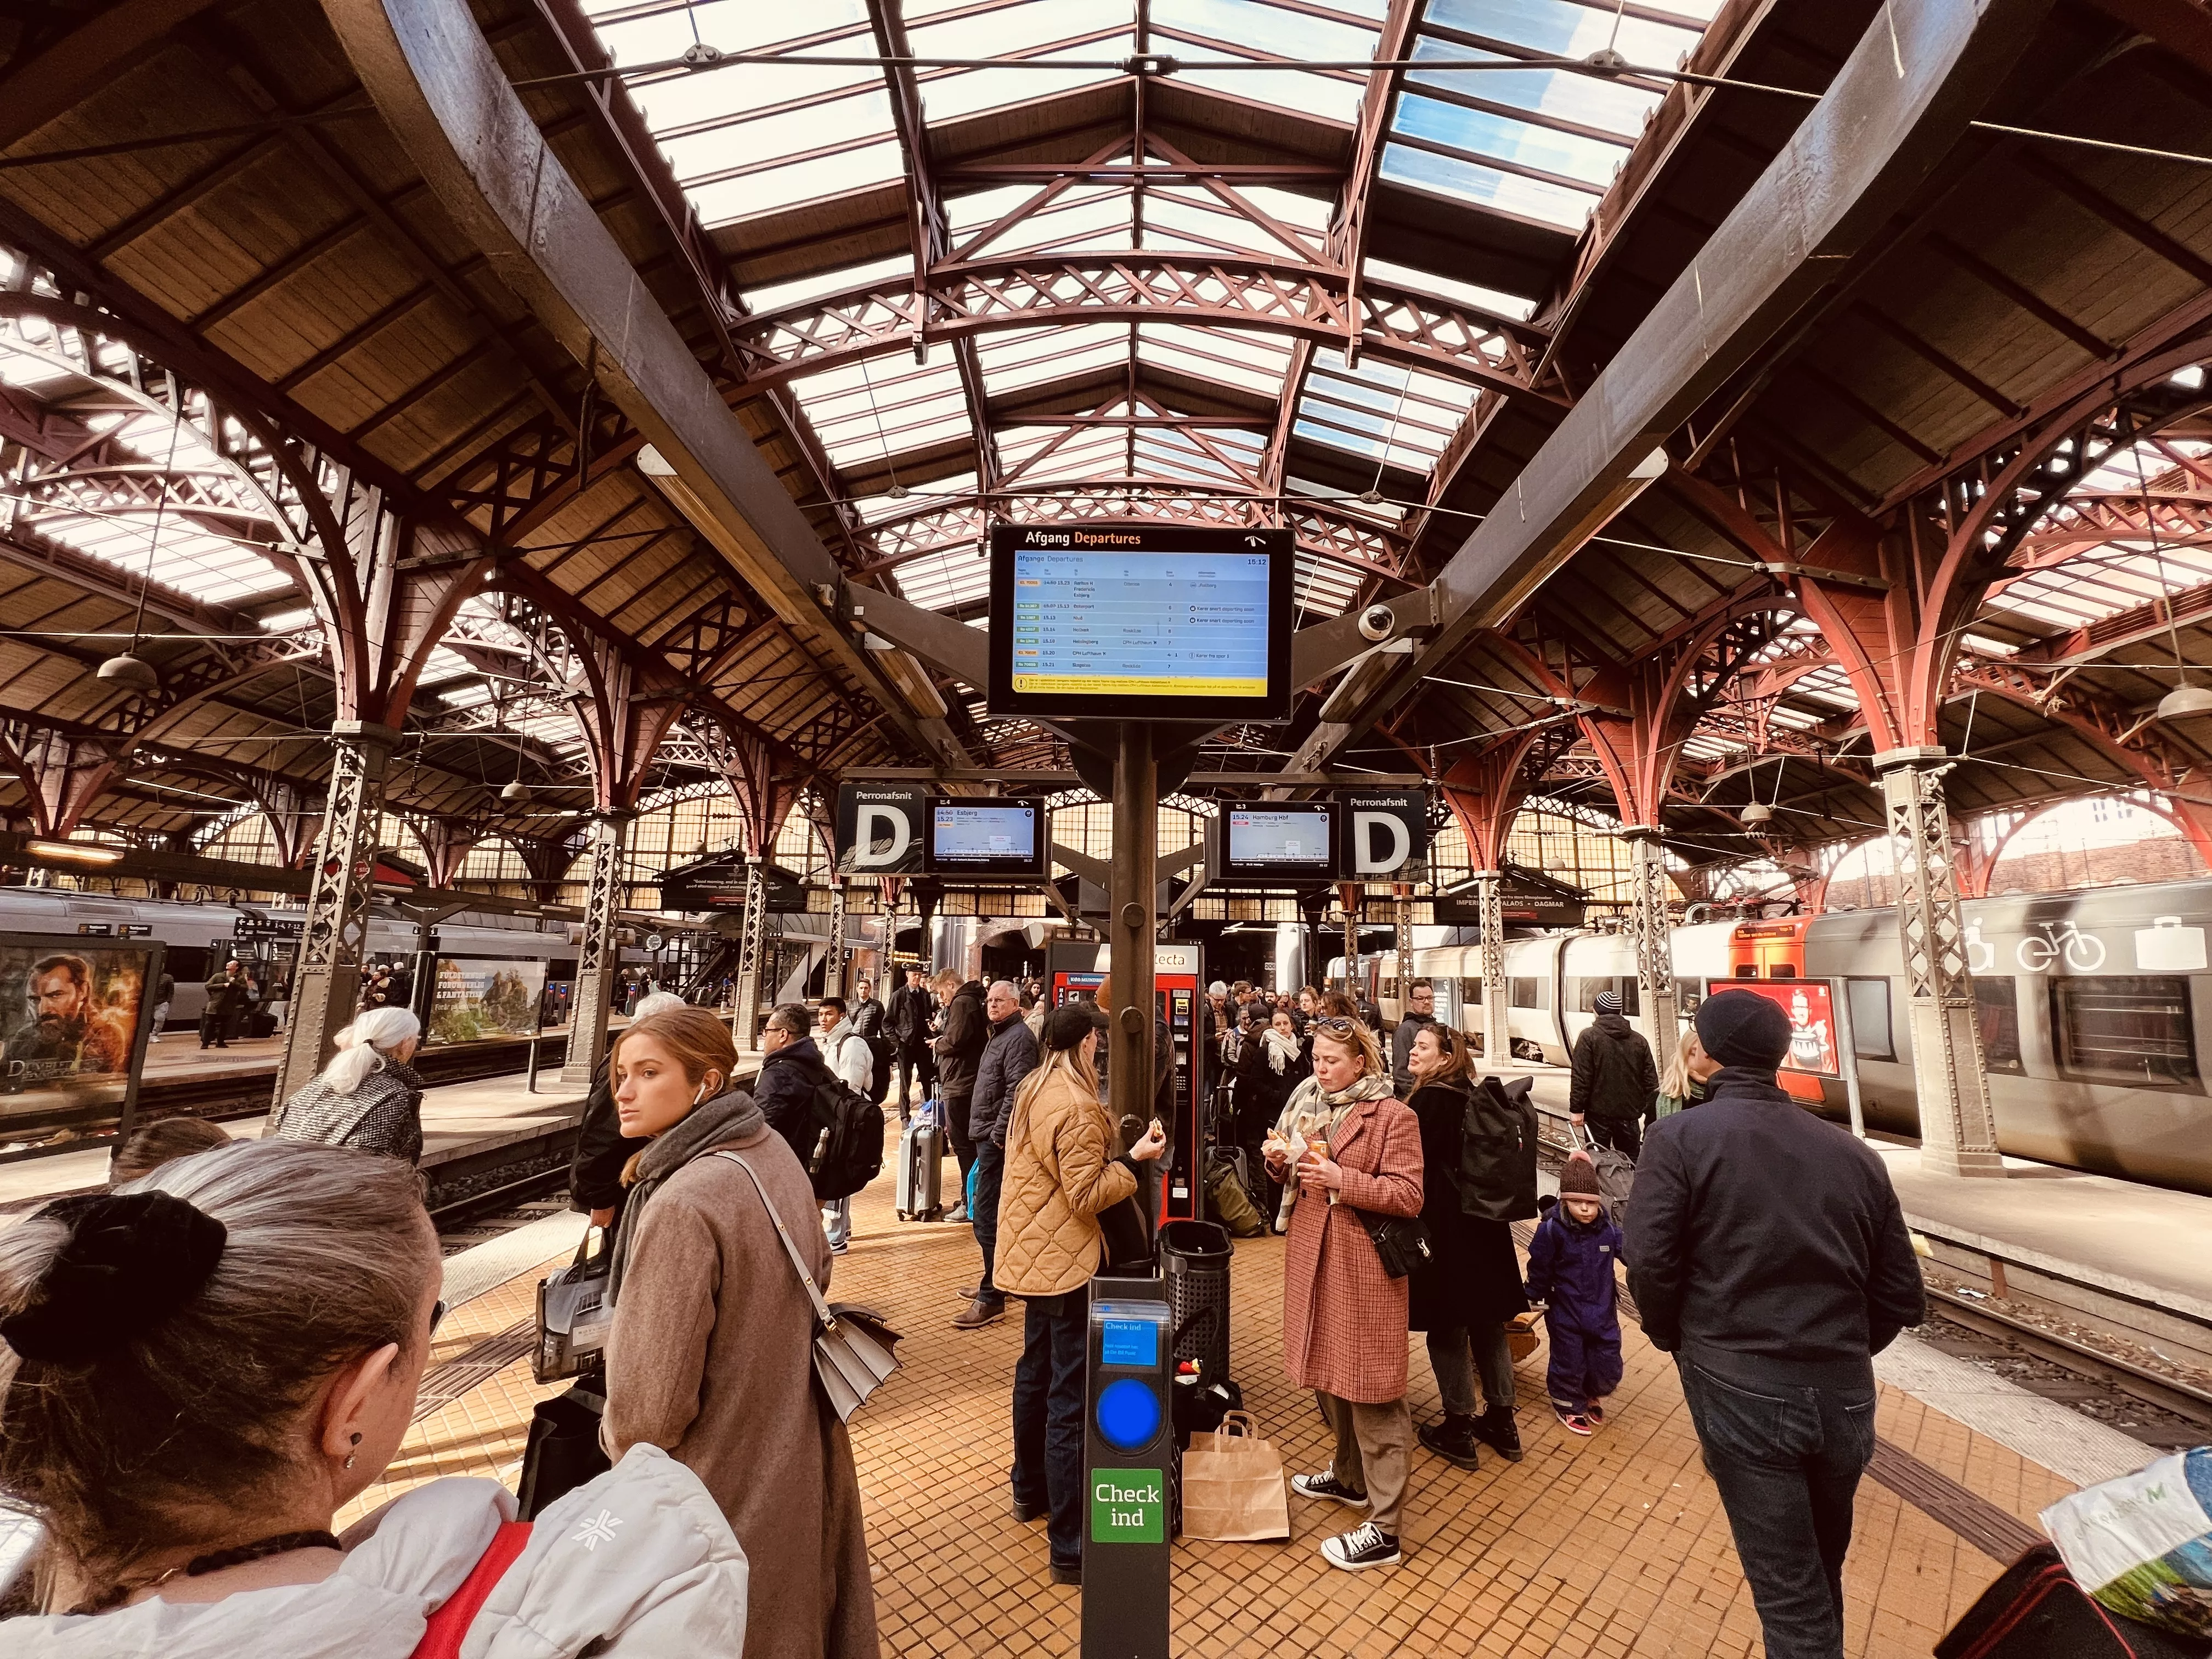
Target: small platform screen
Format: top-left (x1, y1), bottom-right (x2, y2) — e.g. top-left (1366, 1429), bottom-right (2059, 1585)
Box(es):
top-left (923, 800), bottom-right (1047, 878)
top-left (1217, 805), bottom-right (1335, 884)
top-left (987, 523), bottom-right (1293, 720)
top-left (1099, 1318), bottom-right (1160, 1369)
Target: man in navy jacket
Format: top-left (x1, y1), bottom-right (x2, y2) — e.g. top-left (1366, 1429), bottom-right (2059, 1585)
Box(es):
top-left (1626, 990), bottom-right (1923, 1659)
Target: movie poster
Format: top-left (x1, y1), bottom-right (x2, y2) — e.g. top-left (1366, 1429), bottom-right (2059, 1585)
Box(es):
top-left (0, 935), bottom-right (160, 1126)
top-left (1730, 980), bottom-right (1841, 1077)
top-left (428, 958), bottom-right (546, 1045)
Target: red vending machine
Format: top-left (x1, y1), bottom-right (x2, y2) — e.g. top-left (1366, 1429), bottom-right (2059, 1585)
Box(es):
top-left (1046, 939), bottom-right (1206, 1223)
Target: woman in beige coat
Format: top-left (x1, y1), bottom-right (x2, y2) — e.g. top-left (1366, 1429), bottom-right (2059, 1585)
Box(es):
top-left (995, 1002), bottom-right (1166, 1587)
top-left (601, 1007), bottom-right (879, 1659)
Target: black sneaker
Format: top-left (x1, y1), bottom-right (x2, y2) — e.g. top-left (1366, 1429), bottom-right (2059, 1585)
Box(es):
top-left (1417, 1414), bottom-right (1482, 1471)
top-left (1321, 1522), bottom-right (1401, 1571)
top-left (1049, 1560), bottom-right (1081, 1586)
top-left (1472, 1405), bottom-right (1525, 1463)
top-left (1290, 1470), bottom-right (1369, 1509)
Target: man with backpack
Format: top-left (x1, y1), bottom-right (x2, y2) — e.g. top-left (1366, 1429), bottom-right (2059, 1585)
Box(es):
top-left (815, 997), bottom-right (874, 1254)
top-left (1568, 989), bottom-right (1658, 1159)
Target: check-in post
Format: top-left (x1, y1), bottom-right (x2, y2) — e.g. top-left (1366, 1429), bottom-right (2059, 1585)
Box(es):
top-left (1084, 1294), bottom-right (1172, 1658)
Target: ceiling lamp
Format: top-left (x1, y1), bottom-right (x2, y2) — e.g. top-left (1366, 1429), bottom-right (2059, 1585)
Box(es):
top-left (2158, 682), bottom-right (2212, 721)
top-left (500, 778), bottom-right (531, 803)
top-left (97, 652), bottom-right (160, 693)
top-left (1740, 802), bottom-right (1774, 825)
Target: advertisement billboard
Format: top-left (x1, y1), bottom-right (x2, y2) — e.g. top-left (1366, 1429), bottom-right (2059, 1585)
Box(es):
top-left (1726, 980), bottom-right (1841, 1077)
top-left (0, 933), bottom-right (161, 1148)
top-left (428, 958), bottom-right (548, 1045)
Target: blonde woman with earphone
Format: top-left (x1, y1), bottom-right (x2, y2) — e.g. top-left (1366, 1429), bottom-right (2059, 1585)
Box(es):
top-left (599, 1006), bottom-right (880, 1659)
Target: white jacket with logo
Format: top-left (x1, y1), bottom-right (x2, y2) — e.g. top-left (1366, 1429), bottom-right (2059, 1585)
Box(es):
top-left (8, 1444), bottom-right (746, 1657)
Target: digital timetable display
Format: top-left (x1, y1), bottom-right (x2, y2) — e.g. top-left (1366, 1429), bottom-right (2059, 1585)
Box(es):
top-left (923, 800), bottom-right (1048, 878)
top-left (986, 523), bottom-right (1294, 719)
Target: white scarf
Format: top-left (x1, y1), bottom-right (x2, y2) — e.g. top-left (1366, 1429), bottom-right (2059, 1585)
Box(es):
top-left (1262, 1027), bottom-right (1301, 1075)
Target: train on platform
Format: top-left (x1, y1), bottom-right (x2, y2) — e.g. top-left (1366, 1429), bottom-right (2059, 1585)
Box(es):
top-left (0, 888), bottom-right (663, 1030)
top-left (1336, 875), bottom-right (2212, 1196)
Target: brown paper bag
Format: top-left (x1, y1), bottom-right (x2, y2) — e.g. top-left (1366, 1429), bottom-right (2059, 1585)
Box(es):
top-left (1180, 1411), bottom-right (1290, 1542)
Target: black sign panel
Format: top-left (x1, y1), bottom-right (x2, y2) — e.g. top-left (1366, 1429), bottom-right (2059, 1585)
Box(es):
top-left (1338, 788), bottom-right (1427, 880)
top-left (658, 853), bottom-right (808, 914)
top-left (834, 782), bottom-right (927, 876)
top-left (1433, 894), bottom-right (1588, 929)
top-left (234, 913), bottom-right (304, 942)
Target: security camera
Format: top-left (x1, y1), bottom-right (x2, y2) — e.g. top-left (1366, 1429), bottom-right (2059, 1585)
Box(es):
top-left (1357, 603), bottom-right (1397, 642)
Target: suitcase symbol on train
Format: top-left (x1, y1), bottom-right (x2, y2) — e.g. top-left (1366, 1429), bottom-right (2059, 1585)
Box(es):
top-left (2135, 917), bottom-right (2208, 973)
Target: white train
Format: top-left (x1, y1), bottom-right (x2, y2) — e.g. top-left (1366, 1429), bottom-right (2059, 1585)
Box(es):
top-left (1336, 875), bottom-right (2212, 1195)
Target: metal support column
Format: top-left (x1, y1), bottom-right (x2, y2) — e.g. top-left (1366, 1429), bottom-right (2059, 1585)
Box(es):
top-left (1476, 869), bottom-right (1509, 1066)
top-left (1340, 884), bottom-right (1359, 994)
top-left (732, 854), bottom-right (769, 1052)
top-left (826, 881), bottom-right (847, 1000)
top-left (1878, 749), bottom-right (2004, 1176)
top-left (279, 721), bottom-right (399, 1104)
top-left (1394, 883), bottom-right (1413, 993)
top-left (561, 809), bottom-right (634, 1087)
top-left (1107, 724), bottom-right (1158, 1140)
top-left (1624, 827), bottom-right (1679, 1055)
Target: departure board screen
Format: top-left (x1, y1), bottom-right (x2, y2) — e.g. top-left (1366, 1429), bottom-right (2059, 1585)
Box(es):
top-left (923, 800), bottom-right (1048, 878)
top-left (987, 523), bottom-right (1293, 719)
top-left (1216, 805), bottom-right (1335, 884)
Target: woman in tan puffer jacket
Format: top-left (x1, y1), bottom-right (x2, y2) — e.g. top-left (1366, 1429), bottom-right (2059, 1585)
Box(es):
top-left (994, 1001), bottom-right (1166, 1587)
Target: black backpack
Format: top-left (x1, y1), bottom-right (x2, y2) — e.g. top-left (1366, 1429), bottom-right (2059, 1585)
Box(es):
top-left (1460, 1075), bottom-right (1539, 1221)
top-left (802, 1070), bottom-right (884, 1201)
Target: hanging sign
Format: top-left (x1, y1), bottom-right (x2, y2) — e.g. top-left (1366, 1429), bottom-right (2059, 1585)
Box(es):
top-left (1339, 789), bottom-right (1427, 879)
top-left (835, 783), bottom-right (927, 876)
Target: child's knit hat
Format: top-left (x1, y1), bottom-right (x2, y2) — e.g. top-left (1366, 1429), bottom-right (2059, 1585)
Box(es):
top-left (1559, 1153), bottom-right (1603, 1201)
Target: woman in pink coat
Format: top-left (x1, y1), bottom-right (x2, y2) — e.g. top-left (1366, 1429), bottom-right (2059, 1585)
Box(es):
top-left (1263, 1015), bottom-right (1424, 1572)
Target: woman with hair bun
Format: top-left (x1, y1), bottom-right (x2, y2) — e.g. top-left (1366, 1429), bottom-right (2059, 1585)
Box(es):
top-left (600, 1006), bottom-right (879, 1659)
top-left (0, 1137), bottom-right (746, 1650)
top-left (269, 1007), bottom-right (426, 1164)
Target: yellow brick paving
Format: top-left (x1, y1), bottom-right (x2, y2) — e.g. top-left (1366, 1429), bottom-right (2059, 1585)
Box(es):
top-left (348, 1167), bottom-right (2078, 1655)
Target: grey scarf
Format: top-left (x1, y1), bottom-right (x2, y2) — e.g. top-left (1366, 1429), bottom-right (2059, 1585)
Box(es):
top-left (607, 1087), bottom-right (766, 1304)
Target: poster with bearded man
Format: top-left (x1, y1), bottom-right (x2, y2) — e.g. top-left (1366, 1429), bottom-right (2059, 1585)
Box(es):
top-left (0, 936), bottom-right (161, 1140)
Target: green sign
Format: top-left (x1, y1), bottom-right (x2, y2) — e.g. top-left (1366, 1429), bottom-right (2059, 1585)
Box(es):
top-left (1090, 1469), bottom-right (1165, 1544)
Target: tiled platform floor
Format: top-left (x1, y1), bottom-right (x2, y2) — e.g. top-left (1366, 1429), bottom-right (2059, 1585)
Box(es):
top-left (347, 1167), bottom-right (2080, 1657)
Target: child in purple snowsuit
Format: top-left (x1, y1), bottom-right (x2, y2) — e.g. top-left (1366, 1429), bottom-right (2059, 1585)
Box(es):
top-left (1525, 1153), bottom-right (1624, 1435)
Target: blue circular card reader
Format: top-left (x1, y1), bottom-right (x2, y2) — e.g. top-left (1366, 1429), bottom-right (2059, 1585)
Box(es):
top-left (1095, 1376), bottom-right (1161, 1451)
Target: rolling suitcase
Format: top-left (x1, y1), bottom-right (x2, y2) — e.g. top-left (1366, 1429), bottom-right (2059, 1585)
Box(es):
top-left (895, 1102), bottom-right (945, 1221)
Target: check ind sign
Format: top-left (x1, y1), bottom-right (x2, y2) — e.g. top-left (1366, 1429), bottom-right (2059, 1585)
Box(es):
top-left (1091, 1470), bottom-right (1165, 1544)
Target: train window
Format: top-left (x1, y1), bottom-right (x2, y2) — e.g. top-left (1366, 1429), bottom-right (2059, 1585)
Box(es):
top-left (1675, 978), bottom-right (1703, 1017)
top-left (1458, 978), bottom-right (1482, 1006)
top-left (1974, 978), bottom-right (2025, 1075)
top-left (1769, 963), bottom-right (1797, 979)
top-left (2051, 977), bottom-right (2201, 1091)
top-left (1847, 978), bottom-right (1893, 1062)
top-left (1568, 977), bottom-right (1637, 1015)
top-left (1509, 976), bottom-right (1545, 1009)
top-left (166, 944), bottom-right (210, 981)
top-left (1735, 965), bottom-right (1760, 978)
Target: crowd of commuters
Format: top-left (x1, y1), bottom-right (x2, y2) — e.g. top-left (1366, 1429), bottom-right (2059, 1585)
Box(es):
top-left (0, 949), bottom-right (1923, 1658)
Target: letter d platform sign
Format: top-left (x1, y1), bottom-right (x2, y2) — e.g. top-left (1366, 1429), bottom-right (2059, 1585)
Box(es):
top-left (1084, 1294), bottom-right (1172, 1658)
top-left (834, 782), bottom-right (926, 877)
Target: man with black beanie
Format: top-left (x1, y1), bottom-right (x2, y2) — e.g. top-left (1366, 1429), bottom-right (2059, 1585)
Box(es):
top-left (1626, 990), bottom-right (1923, 1659)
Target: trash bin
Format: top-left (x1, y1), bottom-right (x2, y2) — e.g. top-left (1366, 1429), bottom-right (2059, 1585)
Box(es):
top-left (1160, 1218), bottom-right (1233, 1386)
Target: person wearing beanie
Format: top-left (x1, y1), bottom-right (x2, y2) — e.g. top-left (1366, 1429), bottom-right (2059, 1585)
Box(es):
top-left (1625, 989), bottom-right (1923, 1659)
top-left (1567, 985), bottom-right (1659, 1159)
top-left (1522, 1153), bottom-right (1624, 1436)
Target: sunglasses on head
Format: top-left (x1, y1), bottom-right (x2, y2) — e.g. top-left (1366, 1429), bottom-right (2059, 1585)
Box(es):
top-left (1312, 1015), bottom-right (1360, 1034)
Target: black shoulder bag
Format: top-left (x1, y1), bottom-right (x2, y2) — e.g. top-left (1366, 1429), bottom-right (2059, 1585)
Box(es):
top-left (1353, 1205), bottom-right (1432, 1278)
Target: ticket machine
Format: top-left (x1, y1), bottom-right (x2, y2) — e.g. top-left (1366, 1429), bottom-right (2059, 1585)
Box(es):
top-left (1046, 940), bottom-right (1205, 1222)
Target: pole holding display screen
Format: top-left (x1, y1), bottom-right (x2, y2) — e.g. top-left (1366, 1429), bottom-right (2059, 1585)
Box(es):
top-left (987, 523), bottom-right (1294, 721)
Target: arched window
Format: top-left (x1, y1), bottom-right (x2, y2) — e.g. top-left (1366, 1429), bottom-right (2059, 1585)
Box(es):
top-left (457, 837), bottom-right (534, 901)
top-left (1986, 794), bottom-right (2203, 895)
